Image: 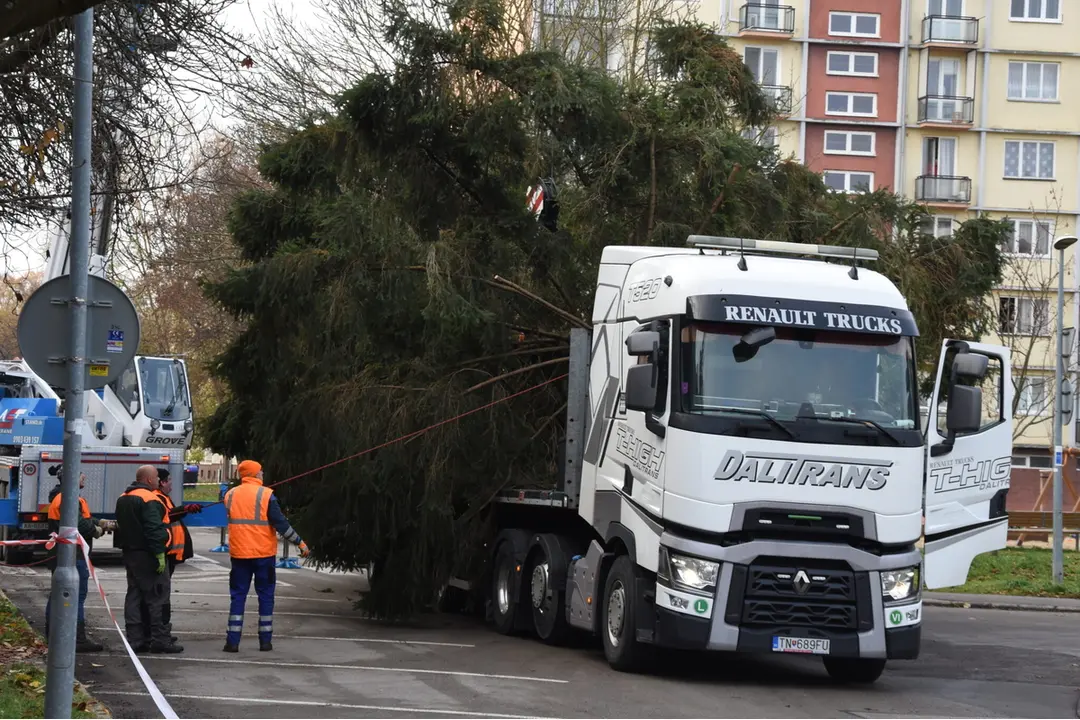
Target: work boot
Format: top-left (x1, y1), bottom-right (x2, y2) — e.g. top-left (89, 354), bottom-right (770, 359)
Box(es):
top-left (150, 641), bottom-right (183, 654)
top-left (223, 642), bottom-right (238, 653)
top-left (260, 640), bottom-right (272, 652)
top-left (75, 622), bottom-right (104, 653)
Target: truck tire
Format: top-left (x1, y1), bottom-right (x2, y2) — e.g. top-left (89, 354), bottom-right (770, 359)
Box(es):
top-left (526, 543), bottom-right (570, 645)
top-left (822, 657), bottom-right (886, 684)
top-left (601, 554), bottom-right (645, 672)
top-left (490, 540), bottom-right (524, 635)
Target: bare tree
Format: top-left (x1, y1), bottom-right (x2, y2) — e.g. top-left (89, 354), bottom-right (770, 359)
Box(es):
top-left (0, 1), bottom-right (251, 275)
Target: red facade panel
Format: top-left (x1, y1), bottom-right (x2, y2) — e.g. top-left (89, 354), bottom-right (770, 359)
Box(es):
top-left (803, 124), bottom-right (896, 192)
top-left (807, 0), bottom-right (903, 43)
top-left (805, 45), bottom-right (900, 122)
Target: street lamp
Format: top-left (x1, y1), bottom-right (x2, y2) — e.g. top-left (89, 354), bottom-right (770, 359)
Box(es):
top-left (1052, 234), bottom-right (1077, 585)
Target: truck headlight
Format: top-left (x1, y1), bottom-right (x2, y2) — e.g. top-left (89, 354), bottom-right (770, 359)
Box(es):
top-left (881, 566), bottom-right (920, 602)
top-left (658, 547), bottom-right (719, 593)
top-left (184, 419), bottom-right (193, 433)
top-left (150, 419), bottom-right (160, 430)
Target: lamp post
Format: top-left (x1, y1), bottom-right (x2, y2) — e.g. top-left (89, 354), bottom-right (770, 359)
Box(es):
top-left (1052, 234), bottom-right (1077, 585)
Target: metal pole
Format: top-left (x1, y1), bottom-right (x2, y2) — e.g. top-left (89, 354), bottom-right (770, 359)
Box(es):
top-left (44, 8), bottom-right (93, 718)
top-left (1054, 245), bottom-right (1066, 585)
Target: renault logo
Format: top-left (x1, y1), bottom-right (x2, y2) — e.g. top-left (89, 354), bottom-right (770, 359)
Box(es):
top-left (793, 570), bottom-right (811, 595)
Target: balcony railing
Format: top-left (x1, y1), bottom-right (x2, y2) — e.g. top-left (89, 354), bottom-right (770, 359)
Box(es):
top-left (915, 175), bottom-right (972, 204)
top-left (761, 85), bottom-right (793, 114)
top-left (918, 95), bottom-right (975, 124)
top-left (921, 15), bottom-right (979, 44)
top-left (740, 3), bottom-right (796, 33)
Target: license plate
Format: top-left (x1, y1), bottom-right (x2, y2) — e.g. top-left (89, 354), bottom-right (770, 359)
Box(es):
top-left (772, 636), bottom-right (830, 654)
top-left (20, 522), bottom-right (48, 530)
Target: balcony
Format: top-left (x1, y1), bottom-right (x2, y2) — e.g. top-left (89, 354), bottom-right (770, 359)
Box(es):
top-left (917, 95), bottom-right (974, 126)
top-left (739, 3), bottom-right (796, 35)
top-left (915, 175), bottom-right (972, 205)
top-left (921, 15), bottom-right (979, 45)
top-left (762, 85), bottom-right (793, 114)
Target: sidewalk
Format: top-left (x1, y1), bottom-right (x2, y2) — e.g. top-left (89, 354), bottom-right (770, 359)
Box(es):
top-left (924, 591), bottom-right (1080, 613)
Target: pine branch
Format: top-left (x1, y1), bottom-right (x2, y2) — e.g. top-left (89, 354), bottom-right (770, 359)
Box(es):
top-left (453, 345), bottom-right (569, 368)
top-left (493, 275), bottom-right (589, 329)
top-left (462, 357), bottom-right (569, 394)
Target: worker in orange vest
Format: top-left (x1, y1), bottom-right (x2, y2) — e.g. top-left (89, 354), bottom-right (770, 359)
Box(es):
top-left (140, 467), bottom-right (202, 643)
top-left (223, 460), bottom-right (309, 653)
top-left (44, 466), bottom-right (107, 652)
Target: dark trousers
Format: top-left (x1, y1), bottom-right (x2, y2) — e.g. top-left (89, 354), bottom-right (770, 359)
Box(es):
top-left (140, 557), bottom-right (176, 636)
top-left (122, 550), bottom-right (171, 648)
top-left (227, 556), bottom-right (276, 645)
top-left (45, 554), bottom-right (89, 636)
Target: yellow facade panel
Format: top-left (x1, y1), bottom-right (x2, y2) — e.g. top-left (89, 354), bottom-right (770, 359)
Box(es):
top-left (983, 56), bottom-right (1080, 133)
top-left (981, 136), bottom-right (1079, 211)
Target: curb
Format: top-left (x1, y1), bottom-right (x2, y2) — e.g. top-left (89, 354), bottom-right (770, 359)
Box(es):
top-left (924, 598), bottom-right (1080, 614)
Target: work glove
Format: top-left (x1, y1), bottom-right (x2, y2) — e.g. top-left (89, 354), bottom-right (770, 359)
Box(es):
top-left (182, 503), bottom-right (202, 514)
top-left (155, 552), bottom-right (166, 574)
top-left (93, 525), bottom-right (104, 539)
top-left (297, 541), bottom-right (311, 558)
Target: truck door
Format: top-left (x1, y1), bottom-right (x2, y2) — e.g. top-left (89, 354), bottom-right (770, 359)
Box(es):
top-left (923, 339), bottom-right (1013, 589)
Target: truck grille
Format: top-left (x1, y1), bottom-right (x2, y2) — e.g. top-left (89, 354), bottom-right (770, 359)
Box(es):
top-left (733, 559), bottom-right (863, 631)
top-left (743, 599), bottom-right (855, 629)
top-left (749, 564), bottom-right (854, 601)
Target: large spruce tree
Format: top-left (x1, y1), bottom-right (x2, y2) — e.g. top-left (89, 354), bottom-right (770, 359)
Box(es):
top-left (204, 0), bottom-right (1008, 617)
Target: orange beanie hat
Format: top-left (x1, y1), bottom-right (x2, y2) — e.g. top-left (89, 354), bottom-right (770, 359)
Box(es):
top-left (237, 460), bottom-right (262, 478)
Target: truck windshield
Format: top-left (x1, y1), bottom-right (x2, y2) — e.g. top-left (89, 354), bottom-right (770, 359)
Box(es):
top-left (137, 358), bottom-right (191, 422)
top-left (678, 321), bottom-right (919, 445)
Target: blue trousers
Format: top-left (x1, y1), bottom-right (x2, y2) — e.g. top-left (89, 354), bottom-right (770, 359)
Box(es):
top-left (227, 556), bottom-right (276, 645)
top-left (46, 554), bottom-right (89, 633)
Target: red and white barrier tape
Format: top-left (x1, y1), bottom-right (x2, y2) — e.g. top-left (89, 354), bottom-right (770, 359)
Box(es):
top-left (0, 532), bottom-right (178, 719)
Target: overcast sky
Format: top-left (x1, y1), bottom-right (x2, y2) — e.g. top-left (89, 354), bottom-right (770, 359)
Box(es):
top-left (3, 0), bottom-right (324, 278)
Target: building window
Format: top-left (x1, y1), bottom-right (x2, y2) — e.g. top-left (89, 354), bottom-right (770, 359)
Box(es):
top-left (828, 11), bottom-right (880, 37)
top-left (1016, 377), bottom-right (1049, 416)
top-left (1002, 219), bottom-right (1052, 256)
top-left (1007, 61), bottom-right (1059, 101)
top-left (825, 92), bottom-right (877, 117)
top-left (826, 51), bottom-right (878, 77)
top-left (741, 126), bottom-right (778, 148)
top-left (743, 46), bottom-right (779, 86)
top-left (999, 296), bottom-right (1049, 336)
top-left (823, 171), bottom-right (873, 193)
top-left (920, 215), bottom-right (954, 238)
top-left (823, 130), bottom-right (875, 156)
top-left (1004, 140), bottom-right (1055, 180)
top-left (1010, 0), bottom-right (1060, 21)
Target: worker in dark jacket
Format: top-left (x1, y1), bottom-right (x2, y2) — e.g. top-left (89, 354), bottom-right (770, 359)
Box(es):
top-left (114, 465), bottom-right (182, 654)
top-left (140, 468), bottom-right (201, 642)
top-left (44, 465), bottom-right (106, 652)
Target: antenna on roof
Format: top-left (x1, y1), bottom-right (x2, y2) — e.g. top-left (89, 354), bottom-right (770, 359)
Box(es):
top-left (737, 237), bottom-right (748, 271)
top-left (848, 246), bottom-right (859, 280)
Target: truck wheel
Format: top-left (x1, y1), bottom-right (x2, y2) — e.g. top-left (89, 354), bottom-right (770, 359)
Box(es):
top-left (527, 546), bottom-right (569, 645)
top-left (490, 541), bottom-right (523, 635)
top-left (823, 657), bottom-right (886, 684)
top-left (601, 555), bottom-right (645, 672)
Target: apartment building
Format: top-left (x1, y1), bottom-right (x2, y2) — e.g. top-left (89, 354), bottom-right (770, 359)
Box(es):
top-left (698, 0), bottom-right (1080, 464)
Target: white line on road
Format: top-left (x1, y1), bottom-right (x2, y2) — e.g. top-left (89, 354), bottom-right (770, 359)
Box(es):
top-left (163, 592), bottom-right (345, 603)
top-left (139, 656), bottom-right (568, 684)
top-left (94, 691), bottom-right (546, 718)
top-left (89, 628), bottom-right (475, 648)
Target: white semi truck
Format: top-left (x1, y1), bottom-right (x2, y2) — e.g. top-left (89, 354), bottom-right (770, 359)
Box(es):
top-left (483, 235), bottom-right (1011, 684)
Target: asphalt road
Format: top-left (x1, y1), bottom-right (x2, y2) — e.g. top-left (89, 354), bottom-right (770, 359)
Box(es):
top-left (2, 528), bottom-right (1078, 719)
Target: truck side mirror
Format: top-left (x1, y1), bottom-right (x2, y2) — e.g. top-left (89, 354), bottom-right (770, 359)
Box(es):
top-left (625, 364), bottom-right (658, 412)
top-left (952, 353), bottom-right (989, 381)
top-left (945, 385), bottom-right (983, 434)
top-left (626, 331), bottom-right (660, 357)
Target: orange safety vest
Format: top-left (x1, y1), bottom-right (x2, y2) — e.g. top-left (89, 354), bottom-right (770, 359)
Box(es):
top-left (224, 477), bottom-right (278, 559)
top-left (155, 490), bottom-right (185, 561)
top-left (47, 494), bottom-right (90, 521)
top-left (123, 487), bottom-right (171, 525)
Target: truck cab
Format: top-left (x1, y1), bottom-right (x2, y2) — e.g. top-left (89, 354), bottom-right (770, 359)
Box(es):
top-left (489, 236), bottom-right (1012, 683)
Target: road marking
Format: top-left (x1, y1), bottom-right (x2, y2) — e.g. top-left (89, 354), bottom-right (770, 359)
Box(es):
top-left (164, 592), bottom-right (344, 603)
top-left (89, 629), bottom-right (475, 647)
top-left (139, 656), bottom-right (568, 683)
top-left (94, 691), bottom-right (545, 718)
